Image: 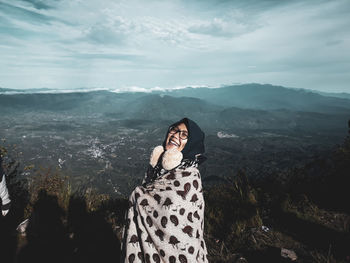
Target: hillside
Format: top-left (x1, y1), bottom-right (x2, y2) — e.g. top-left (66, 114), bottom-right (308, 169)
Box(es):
top-left (1, 127), bottom-right (350, 262)
top-left (1, 83), bottom-right (350, 262)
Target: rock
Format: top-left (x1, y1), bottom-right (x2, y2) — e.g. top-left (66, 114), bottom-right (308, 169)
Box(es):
top-left (236, 256), bottom-right (248, 263)
top-left (281, 248), bottom-right (297, 261)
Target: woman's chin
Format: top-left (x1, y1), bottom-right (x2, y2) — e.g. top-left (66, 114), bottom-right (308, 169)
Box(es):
top-left (166, 144), bottom-right (179, 151)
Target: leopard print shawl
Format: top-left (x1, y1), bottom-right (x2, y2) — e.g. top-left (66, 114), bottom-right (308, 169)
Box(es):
top-left (121, 149), bottom-right (208, 263)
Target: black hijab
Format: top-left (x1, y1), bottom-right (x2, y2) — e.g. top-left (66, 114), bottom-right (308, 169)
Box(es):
top-left (144, 118), bottom-right (206, 185)
top-left (163, 117), bottom-right (206, 163)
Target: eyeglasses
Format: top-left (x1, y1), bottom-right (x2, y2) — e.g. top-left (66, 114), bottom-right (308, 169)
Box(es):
top-left (168, 126), bottom-right (188, 140)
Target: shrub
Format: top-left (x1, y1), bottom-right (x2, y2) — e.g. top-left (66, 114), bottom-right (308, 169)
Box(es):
top-left (205, 170), bottom-right (262, 246)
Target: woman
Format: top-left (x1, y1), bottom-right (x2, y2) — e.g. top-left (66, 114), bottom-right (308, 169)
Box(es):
top-left (122, 118), bottom-right (208, 263)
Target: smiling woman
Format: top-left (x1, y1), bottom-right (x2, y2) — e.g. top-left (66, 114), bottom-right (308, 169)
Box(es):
top-left (165, 123), bottom-right (189, 151)
top-left (121, 118), bottom-right (208, 263)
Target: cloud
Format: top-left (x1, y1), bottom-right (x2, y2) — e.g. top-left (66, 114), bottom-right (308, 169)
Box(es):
top-left (188, 17), bottom-right (254, 38)
top-left (0, 1), bottom-right (64, 25)
top-left (0, 0), bottom-right (349, 92)
top-left (325, 40), bottom-right (342, 47)
top-left (81, 15), bottom-right (135, 45)
top-left (20, 0), bottom-right (57, 10)
top-left (68, 52), bottom-right (143, 61)
top-left (84, 23), bottom-right (126, 45)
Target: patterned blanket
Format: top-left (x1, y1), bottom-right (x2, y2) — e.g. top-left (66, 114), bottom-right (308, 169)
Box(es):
top-left (122, 163), bottom-right (208, 263)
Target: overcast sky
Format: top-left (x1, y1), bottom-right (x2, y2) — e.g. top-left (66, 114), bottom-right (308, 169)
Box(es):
top-left (0, 0), bottom-right (349, 92)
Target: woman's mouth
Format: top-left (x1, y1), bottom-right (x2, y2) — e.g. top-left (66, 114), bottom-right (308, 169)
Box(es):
top-left (169, 139), bottom-right (179, 147)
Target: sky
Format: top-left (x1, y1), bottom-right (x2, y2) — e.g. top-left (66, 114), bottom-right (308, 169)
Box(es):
top-left (0, 0), bottom-right (349, 92)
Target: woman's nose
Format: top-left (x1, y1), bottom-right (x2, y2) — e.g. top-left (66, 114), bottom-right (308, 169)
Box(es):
top-left (171, 132), bottom-right (180, 140)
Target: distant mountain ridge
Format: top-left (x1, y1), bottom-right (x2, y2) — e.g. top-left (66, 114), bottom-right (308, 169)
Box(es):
top-left (153, 84), bottom-right (350, 114)
top-left (1, 84), bottom-right (349, 135)
top-left (0, 87), bottom-right (52, 93)
top-left (2, 84), bottom-right (350, 114)
top-left (1, 83), bottom-right (350, 101)
top-left (2, 84), bottom-right (350, 113)
top-left (311, 90), bottom-right (350, 100)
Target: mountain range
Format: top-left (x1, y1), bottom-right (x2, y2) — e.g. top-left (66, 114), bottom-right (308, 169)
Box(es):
top-left (1, 84), bottom-right (349, 135)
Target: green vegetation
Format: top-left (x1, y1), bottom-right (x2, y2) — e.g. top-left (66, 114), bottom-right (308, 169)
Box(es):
top-left (204, 171), bottom-right (262, 262)
top-left (202, 124), bottom-right (350, 262)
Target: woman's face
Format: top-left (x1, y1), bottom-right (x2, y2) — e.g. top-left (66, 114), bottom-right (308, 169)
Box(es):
top-left (165, 122), bottom-right (188, 151)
